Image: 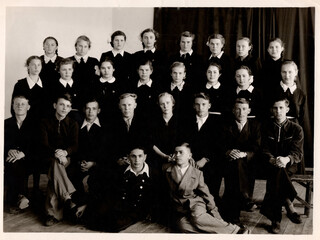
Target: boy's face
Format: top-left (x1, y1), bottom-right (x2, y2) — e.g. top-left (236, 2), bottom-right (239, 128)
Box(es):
top-left (142, 32), bottom-right (156, 49)
top-left (235, 69), bottom-right (251, 89)
top-left (128, 148), bottom-right (146, 172)
top-left (194, 98), bottom-right (211, 118)
top-left (59, 63), bottom-right (74, 81)
top-left (171, 66), bottom-right (186, 84)
top-left (54, 98), bottom-right (72, 119)
top-left (180, 36), bottom-right (193, 53)
top-left (272, 100), bottom-right (289, 123)
top-left (100, 61), bottom-right (114, 79)
top-left (174, 146), bottom-right (191, 167)
top-left (159, 95), bottom-right (174, 114)
top-left (13, 97), bottom-right (30, 116)
top-left (206, 65), bottom-right (221, 84)
top-left (208, 38), bottom-right (223, 56)
top-left (85, 101), bottom-right (100, 123)
top-left (113, 35), bottom-right (125, 51)
top-left (138, 64), bottom-right (153, 82)
top-left (75, 39), bottom-right (90, 56)
top-left (281, 64), bottom-right (297, 87)
top-left (267, 41), bottom-right (284, 60)
top-left (236, 40), bottom-right (251, 58)
top-left (28, 59), bottom-right (42, 76)
top-left (233, 103), bottom-right (251, 122)
top-left (43, 39), bottom-right (58, 55)
top-left (119, 97), bottom-right (137, 118)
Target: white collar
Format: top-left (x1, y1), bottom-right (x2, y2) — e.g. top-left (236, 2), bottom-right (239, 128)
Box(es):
top-left (280, 81), bottom-right (297, 94)
top-left (59, 78), bottom-right (73, 87)
top-left (112, 50), bottom-right (124, 57)
top-left (74, 54), bottom-right (88, 63)
top-left (171, 81), bottom-right (185, 91)
top-left (144, 47), bottom-right (156, 53)
top-left (235, 120), bottom-right (247, 131)
top-left (100, 76), bottom-right (116, 84)
top-left (81, 118), bottom-right (101, 129)
top-left (44, 54), bottom-right (57, 64)
top-left (125, 162), bottom-right (150, 177)
top-left (196, 114), bottom-right (209, 123)
top-left (236, 85), bottom-right (254, 94)
top-left (206, 81), bottom-right (221, 89)
top-left (26, 75), bottom-right (43, 89)
top-left (209, 51), bottom-right (224, 59)
top-left (180, 49), bottom-right (193, 56)
top-left (138, 79), bottom-right (152, 87)
top-left (176, 164), bottom-right (190, 176)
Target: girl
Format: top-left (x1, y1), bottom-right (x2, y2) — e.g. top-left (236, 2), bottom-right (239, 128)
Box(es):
top-left (234, 37), bottom-right (262, 86)
top-left (12, 56), bottom-right (49, 119)
top-left (40, 36), bottom-right (63, 86)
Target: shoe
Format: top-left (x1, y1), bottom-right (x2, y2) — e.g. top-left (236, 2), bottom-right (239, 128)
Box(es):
top-left (9, 207), bottom-right (21, 214)
top-left (17, 195), bottom-right (29, 210)
top-left (245, 201), bottom-right (256, 212)
top-left (271, 221), bottom-right (281, 234)
top-left (237, 225), bottom-right (251, 234)
top-left (287, 212), bottom-right (302, 224)
top-left (65, 199), bottom-right (76, 210)
top-left (45, 215), bottom-right (59, 226)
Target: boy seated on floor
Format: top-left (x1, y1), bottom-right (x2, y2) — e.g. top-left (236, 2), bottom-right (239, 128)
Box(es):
top-left (162, 143), bottom-right (250, 234)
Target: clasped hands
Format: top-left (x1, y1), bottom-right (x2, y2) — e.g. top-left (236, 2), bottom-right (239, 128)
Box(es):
top-left (6, 149), bottom-right (25, 163)
top-left (227, 149), bottom-right (247, 160)
top-left (270, 156), bottom-right (290, 168)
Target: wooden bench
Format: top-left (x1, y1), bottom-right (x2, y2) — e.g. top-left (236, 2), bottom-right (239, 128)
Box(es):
top-left (291, 169), bottom-right (313, 217)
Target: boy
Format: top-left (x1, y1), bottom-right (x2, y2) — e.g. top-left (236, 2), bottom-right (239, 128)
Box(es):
top-left (4, 95), bottom-right (38, 213)
top-left (163, 143), bottom-right (249, 234)
top-left (221, 98), bottom-right (261, 224)
top-left (39, 93), bottom-right (79, 226)
top-left (99, 30), bottom-right (132, 83)
top-left (260, 97), bottom-right (304, 234)
top-left (169, 31), bottom-right (204, 88)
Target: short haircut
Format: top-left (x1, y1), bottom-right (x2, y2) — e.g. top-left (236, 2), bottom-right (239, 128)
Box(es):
top-left (25, 55), bottom-right (42, 67)
top-left (158, 92), bottom-right (175, 105)
top-left (128, 145), bottom-right (147, 155)
top-left (55, 93), bottom-right (72, 104)
top-left (84, 98), bottom-right (100, 108)
top-left (43, 36), bottom-right (59, 54)
top-left (119, 93), bottom-right (137, 101)
top-left (281, 60), bottom-right (298, 72)
top-left (12, 94), bottom-right (29, 103)
top-left (207, 62), bottom-right (222, 72)
top-left (176, 142), bottom-right (192, 153)
top-left (181, 31), bottom-right (195, 40)
top-left (137, 58), bottom-right (153, 71)
top-left (75, 35), bottom-right (91, 48)
top-left (100, 57), bottom-right (115, 68)
top-left (272, 96), bottom-right (290, 107)
top-left (234, 98), bottom-right (250, 107)
top-left (207, 34), bottom-right (225, 46)
top-left (236, 65), bottom-right (253, 76)
top-left (140, 28), bottom-right (159, 47)
top-left (194, 92), bottom-right (211, 103)
top-left (110, 30), bottom-right (126, 47)
top-left (58, 58), bottom-right (75, 70)
top-left (170, 61), bottom-right (186, 72)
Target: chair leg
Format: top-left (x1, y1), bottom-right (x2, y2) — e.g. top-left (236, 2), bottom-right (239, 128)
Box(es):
top-left (305, 182), bottom-right (311, 217)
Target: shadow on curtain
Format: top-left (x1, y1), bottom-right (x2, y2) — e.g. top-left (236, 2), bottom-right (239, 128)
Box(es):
top-left (154, 7), bottom-right (314, 167)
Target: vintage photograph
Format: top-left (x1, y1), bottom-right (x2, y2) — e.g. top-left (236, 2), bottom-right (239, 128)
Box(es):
top-left (1, 0), bottom-right (317, 238)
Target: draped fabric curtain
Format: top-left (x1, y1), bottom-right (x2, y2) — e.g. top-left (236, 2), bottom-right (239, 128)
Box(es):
top-left (154, 7), bottom-right (315, 167)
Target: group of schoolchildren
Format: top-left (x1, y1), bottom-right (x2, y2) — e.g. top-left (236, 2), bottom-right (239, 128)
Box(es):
top-left (4, 28), bottom-right (306, 234)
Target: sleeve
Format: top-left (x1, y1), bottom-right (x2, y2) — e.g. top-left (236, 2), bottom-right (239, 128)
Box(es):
top-left (39, 119), bottom-right (56, 158)
top-left (288, 125), bottom-right (304, 164)
top-left (66, 120), bottom-right (79, 156)
top-left (246, 121), bottom-right (261, 161)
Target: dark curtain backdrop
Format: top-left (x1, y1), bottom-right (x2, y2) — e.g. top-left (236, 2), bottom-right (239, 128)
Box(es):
top-left (154, 7), bottom-right (314, 167)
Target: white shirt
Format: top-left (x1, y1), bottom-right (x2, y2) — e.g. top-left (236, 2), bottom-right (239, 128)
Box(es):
top-left (74, 54), bottom-right (88, 63)
top-left (177, 164), bottom-right (190, 176)
top-left (180, 49), bottom-right (193, 56)
top-left (59, 78), bottom-right (73, 88)
top-left (206, 81), bottom-right (221, 89)
top-left (100, 77), bottom-right (116, 84)
top-left (44, 54), bottom-right (57, 64)
top-left (170, 81), bottom-right (185, 91)
top-left (137, 79), bottom-right (152, 87)
top-left (235, 120), bottom-right (247, 132)
top-left (196, 114), bottom-right (209, 130)
top-left (26, 75), bottom-right (43, 89)
top-left (125, 162), bottom-right (150, 177)
top-left (81, 118), bottom-right (101, 131)
top-left (112, 50), bottom-right (124, 57)
top-left (144, 47), bottom-right (156, 53)
top-left (209, 51), bottom-right (224, 60)
top-left (236, 85), bottom-right (254, 94)
top-left (280, 81), bottom-right (297, 94)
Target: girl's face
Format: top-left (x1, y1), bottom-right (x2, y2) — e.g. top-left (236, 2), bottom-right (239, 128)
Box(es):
top-left (208, 38), bottom-right (223, 56)
top-left (138, 64), bottom-right (153, 82)
top-left (235, 69), bottom-right (251, 89)
top-left (113, 35), bottom-right (126, 51)
top-left (142, 32), bottom-right (156, 50)
top-left (28, 59), bottom-right (42, 76)
top-left (159, 95), bottom-right (174, 114)
top-left (75, 40), bottom-right (90, 56)
top-left (171, 66), bottom-right (186, 84)
top-left (236, 39), bottom-right (251, 58)
top-left (206, 65), bottom-right (221, 85)
top-left (281, 64), bottom-right (297, 87)
top-left (59, 63), bottom-right (74, 81)
top-left (267, 41), bottom-right (284, 60)
top-left (100, 61), bottom-right (115, 79)
top-left (43, 39), bottom-right (58, 56)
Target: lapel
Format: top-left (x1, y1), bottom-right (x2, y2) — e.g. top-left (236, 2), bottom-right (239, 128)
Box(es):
top-left (178, 165), bottom-right (196, 192)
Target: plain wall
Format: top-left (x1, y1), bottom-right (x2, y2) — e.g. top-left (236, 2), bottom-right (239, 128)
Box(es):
top-left (5, 7), bottom-right (154, 118)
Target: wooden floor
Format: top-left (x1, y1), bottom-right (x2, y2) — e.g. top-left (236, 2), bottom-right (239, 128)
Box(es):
top-left (3, 174), bottom-right (313, 234)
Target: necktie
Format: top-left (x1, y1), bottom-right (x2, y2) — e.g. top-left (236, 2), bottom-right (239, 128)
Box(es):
top-left (145, 50), bottom-right (153, 59)
top-left (66, 83), bottom-right (72, 92)
top-left (86, 123), bottom-right (91, 132)
top-left (80, 57), bottom-right (85, 65)
top-left (126, 118), bottom-right (131, 131)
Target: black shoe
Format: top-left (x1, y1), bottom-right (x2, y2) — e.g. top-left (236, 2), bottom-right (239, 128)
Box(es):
top-left (271, 221), bottom-right (281, 234)
top-left (45, 215), bottom-right (59, 226)
top-left (237, 225), bottom-right (251, 234)
top-left (287, 212), bottom-right (302, 224)
top-left (244, 201), bottom-right (256, 212)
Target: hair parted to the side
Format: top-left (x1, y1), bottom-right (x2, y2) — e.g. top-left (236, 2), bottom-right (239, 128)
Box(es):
top-left (140, 28), bottom-right (159, 48)
top-left (43, 36), bottom-right (59, 55)
top-left (75, 35), bottom-right (92, 49)
top-left (110, 30), bottom-right (127, 47)
top-left (55, 93), bottom-right (73, 104)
